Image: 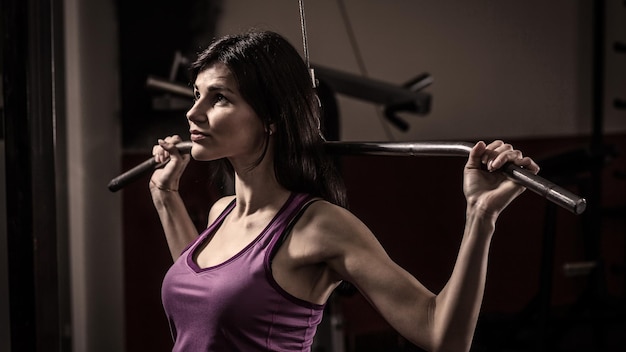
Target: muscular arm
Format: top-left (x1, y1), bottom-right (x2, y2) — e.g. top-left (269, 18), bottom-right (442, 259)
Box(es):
top-left (429, 209), bottom-right (495, 351)
top-left (320, 141), bottom-right (538, 352)
top-left (321, 205), bottom-right (494, 352)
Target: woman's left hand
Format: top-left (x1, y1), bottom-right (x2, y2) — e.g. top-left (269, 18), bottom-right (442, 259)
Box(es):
top-left (463, 140), bottom-right (540, 217)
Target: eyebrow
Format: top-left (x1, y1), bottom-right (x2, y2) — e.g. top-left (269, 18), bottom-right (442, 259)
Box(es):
top-left (209, 85), bottom-right (235, 93)
top-left (193, 84), bottom-right (235, 94)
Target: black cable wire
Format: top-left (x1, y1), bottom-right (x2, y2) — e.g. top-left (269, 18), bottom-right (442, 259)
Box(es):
top-left (336, 0), bottom-right (396, 140)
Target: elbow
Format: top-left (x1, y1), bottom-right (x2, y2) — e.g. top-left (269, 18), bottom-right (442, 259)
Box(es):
top-left (402, 298), bottom-right (474, 352)
top-left (408, 336), bottom-right (471, 352)
top-left (425, 300), bottom-right (473, 352)
top-left (430, 341), bottom-right (472, 352)
top-left (428, 327), bottom-right (474, 352)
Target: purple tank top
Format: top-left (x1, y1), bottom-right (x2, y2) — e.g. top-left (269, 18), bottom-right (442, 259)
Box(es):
top-left (161, 193), bottom-right (324, 351)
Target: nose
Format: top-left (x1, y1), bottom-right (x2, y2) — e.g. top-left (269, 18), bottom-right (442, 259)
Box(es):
top-left (186, 102), bottom-right (207, 124)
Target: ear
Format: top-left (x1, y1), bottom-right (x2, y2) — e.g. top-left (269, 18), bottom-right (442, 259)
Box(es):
top-left (268, 121), bottom-right (277, 136)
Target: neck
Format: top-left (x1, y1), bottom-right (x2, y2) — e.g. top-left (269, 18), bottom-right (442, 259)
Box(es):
top-left (231, 158), bottom-right (290, 217)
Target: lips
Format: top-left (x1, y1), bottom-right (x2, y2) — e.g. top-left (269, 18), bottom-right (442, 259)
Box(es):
top-left (190, 130), bottom-right (208, 141)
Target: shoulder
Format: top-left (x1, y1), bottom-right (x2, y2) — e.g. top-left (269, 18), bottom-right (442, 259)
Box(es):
top-left (299, 200), bottom-right (368, 235)
top-left (291, 199), bottom-right (400, 283)
top-left (207, 195), bottom-right (236, 225)
top-left (291, 200), bottom-right (380, 261)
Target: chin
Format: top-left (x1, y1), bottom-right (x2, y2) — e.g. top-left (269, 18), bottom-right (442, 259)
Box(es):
top-left (190, 148), bottom-right (207, 161)
top-left (191, 148), bottom-right (219, 162)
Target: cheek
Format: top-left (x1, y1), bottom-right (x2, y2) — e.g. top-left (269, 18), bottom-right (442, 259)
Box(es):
top-left (238, 125), bottom-right (268, 151)
top-left (214, 112), bottom-right (267, 148)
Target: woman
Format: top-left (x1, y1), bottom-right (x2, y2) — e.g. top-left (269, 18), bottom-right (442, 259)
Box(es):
top-left (150, 30), bottom-right (539, 352)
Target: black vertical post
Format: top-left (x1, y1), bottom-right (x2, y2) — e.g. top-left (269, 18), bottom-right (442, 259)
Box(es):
top-left (536, 203), bottom-right (557, 352)
top-left (2, 0), bottom-right (61, 350)
top-left (589, 0), bottom-right (606, 288)
top-left (592, 0), bottom-right (605, 150)
top-left (587, 0), bottom-right (608, 349)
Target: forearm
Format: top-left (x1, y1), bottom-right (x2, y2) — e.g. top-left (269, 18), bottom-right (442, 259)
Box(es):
top-left (432, 208), bottom-right (496, 351)
top-left (151, 188), bottom-right (199, 261)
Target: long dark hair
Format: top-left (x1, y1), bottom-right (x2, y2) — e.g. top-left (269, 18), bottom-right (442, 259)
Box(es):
top-left (189, 30), bottom-right (347, 207)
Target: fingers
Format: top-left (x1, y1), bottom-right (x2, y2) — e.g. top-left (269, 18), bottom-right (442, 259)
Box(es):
top-left (152, 135), bottom-right (183, 164)
top-left (467, 140), bottom-right (487, 170)
top-left (482, 140), bottom-right (516, 171)
top-left (472, 140), bottom-right (540, 175)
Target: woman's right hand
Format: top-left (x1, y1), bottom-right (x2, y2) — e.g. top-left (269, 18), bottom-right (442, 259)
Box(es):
top-left (149, 135), bottom-right (191, 192)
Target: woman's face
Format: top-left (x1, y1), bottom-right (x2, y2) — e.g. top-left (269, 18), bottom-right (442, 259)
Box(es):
top-left (186, 62), bottom-right (268, 167)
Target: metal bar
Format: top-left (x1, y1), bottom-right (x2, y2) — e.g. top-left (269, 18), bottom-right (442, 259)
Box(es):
top-left (312, 65), bottom-right (431, 106)
top-left (107, 141), bottom-right (193, 192)
top-left (146, 76), bottom-right (194, 98)
top-left (325, 141), bottom-right (586, 215)
top-left (109, 141), bottom-right (586, 215)
top-left (324, 140), bottom-right (474, 157)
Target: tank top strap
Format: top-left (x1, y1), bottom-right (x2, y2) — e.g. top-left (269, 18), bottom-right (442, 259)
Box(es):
top-left (265, 194), bottom-right (321, 258)
top-left (179, 198), bottom-right (236, 256)
top-left (211, 198), bottom-right (237, 225)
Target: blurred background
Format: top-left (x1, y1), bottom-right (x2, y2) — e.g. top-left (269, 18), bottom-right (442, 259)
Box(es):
top-left (1, 0), bottom-right (625, 351)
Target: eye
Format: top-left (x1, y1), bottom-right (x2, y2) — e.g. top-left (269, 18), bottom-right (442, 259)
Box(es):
top-left (193, 89), bottom-right (201, 102)
top-left (213, 93), bottom-right (228, 106)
